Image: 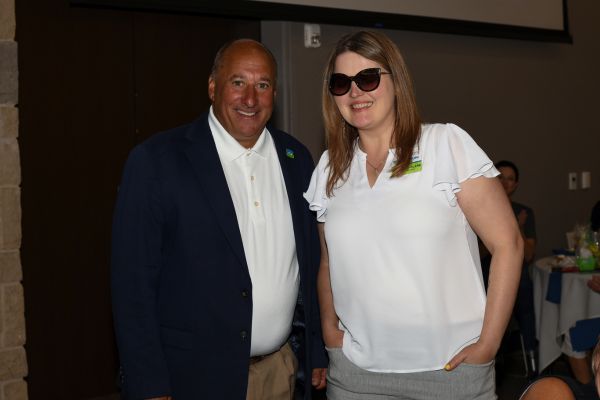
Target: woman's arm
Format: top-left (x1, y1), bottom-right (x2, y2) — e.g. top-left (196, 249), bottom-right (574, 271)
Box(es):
top-left (446, 176), bottom-right (523, 369)
top-left (317, 223), bottom-right (344, 348)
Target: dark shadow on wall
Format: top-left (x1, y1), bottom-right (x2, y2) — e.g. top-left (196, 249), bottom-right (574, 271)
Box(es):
top-left (16, 2), bottom-right (259, 398)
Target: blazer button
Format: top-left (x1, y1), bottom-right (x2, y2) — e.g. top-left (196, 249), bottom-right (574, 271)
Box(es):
top-left (240, 330), bottom-right (248, 340)
top-left (241, 290), bottom-right (249, 298)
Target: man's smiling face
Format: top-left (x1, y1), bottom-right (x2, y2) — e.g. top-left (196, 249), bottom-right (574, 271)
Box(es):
top-left (208, 41), bottom-right (276, 148)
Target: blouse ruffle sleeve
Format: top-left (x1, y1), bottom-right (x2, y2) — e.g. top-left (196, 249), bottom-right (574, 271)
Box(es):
top-left (303, 151), bottom-right (330, 223)
top-left (432, 123), bottom-right (499, 207)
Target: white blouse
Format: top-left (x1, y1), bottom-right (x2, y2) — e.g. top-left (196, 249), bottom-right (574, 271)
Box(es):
top-left (304, 123), bottom-right (499, 372)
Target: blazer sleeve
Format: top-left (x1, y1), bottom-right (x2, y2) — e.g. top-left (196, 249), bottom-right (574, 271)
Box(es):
top-left (300, 148), bottom-right (328, 370)
top-left (111, 145), bottom-right (171, 399)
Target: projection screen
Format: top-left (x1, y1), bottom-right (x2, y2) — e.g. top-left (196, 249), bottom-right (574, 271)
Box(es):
top-left (70, 0), bottom-right (571, 42)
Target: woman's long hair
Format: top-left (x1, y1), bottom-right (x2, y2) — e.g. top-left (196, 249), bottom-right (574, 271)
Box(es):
top-left (322, 30), bottom-right (421, 196)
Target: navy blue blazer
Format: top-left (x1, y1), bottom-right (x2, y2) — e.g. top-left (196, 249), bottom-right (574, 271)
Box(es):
top-left (111, 113), bottom-right (326, 399)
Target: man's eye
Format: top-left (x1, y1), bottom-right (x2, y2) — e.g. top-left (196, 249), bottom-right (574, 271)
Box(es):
top-left (232, 80), bottom-right (245, 87)
top-left (256, 82), bottom-right (270, 90)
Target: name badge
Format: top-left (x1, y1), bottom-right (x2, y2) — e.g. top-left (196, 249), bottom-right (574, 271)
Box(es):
top-left (405, 153), bottom-right (422, 174)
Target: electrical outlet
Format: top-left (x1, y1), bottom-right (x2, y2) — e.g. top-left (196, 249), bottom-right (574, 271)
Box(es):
top-left (568, 172), bottom-right (577, 190)
top-left (581, 171), bottom-right (591, 189)
top-left (304, 24), bottom-right (321, 48)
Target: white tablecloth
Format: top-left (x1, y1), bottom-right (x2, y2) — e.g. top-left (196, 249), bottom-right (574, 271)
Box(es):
top-left (532, 256), bottom-right (600, 372)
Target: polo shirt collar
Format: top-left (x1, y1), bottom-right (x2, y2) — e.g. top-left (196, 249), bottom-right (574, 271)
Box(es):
top-left (209, 106), bottom-right (270, 162)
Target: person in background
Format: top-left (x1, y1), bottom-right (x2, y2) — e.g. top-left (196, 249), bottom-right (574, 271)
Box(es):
top-left (111, 39), bottom-right (327, 400)
top-left (519, 280), bottom-right (600, 400)
top-left (520, 210), bottom-right (600, 399)
top-left (305, 30), bottom-right (523, 400)
top-left (589, 276), bottom-right (600, 292)
top-left (591, 201), bottom-right (600, 232)
top-left (545, 192), bottom-right (600, 385)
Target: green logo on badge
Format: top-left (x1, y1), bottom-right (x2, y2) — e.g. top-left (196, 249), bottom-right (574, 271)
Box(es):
top-left (405, 160), bottom-right (422, 174)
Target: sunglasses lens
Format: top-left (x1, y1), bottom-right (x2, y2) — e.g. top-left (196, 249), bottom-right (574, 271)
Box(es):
top-left (355, 69), bottom-right (381, 92)
top-left (329, 73), bottom-right (351, 96)
top-left (329, 68), bottom-right (384, 96)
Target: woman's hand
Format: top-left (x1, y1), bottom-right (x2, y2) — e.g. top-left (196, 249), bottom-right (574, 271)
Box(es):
top-left (444, 342), bottom-right (495, 371)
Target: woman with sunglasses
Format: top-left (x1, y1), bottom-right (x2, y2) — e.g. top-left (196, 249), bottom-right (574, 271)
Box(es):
top-left (304, 30), bottom-right (523, 399)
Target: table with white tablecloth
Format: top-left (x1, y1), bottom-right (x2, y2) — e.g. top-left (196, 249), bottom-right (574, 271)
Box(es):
top-left (532, 256), bottom-right (600, 372)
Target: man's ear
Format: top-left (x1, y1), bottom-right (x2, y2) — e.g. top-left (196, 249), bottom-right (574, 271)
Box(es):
top-left (208, 77), bottom-right (215, 102)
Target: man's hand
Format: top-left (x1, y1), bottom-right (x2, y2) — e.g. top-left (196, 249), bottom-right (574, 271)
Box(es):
top-left (311, 368), bottom-right (327, 390)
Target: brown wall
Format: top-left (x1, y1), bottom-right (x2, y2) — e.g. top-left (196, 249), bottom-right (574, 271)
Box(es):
top-left (264, 0), bottom-right (600, 258)
top-left (16, 2), bottom-right (259, 398)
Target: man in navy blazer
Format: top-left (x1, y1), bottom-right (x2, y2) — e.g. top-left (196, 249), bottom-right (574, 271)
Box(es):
top-left (111, 39), bottom-right (327, 399)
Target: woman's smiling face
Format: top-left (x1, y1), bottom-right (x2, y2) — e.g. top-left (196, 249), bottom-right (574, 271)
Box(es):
top-left (333, 51), bottom-right (396, 136)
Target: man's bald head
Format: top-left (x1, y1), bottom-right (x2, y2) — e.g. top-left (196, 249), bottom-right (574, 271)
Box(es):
top-left (210, 39), bottom-right (278, 89)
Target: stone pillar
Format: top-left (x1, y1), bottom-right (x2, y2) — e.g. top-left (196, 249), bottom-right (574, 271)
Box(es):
top-left (0, 0), bottom-right (28, 399)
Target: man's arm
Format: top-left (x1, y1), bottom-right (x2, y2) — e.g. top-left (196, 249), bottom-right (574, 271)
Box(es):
top-left (291, 143), bottom-right (328, 391)
top-left (111, 146), bottom-right (171, 399)
top-left (304, 217), bottom-right (328, 390)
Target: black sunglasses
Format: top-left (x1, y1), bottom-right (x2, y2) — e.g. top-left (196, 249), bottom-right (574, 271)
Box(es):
top-left (328, 68), bottom-right (391, 96)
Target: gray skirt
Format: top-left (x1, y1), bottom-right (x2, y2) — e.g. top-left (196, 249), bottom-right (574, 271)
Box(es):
top-left (326, 347), bottom-right (496, 400)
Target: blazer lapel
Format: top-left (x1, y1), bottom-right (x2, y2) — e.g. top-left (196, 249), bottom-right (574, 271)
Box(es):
top-left (182, 117), bottom-right (249, 272)
top-left (271, 132), bottom-right (306, 269)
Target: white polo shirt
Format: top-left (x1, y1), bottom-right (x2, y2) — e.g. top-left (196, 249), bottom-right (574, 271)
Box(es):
top-left (209, 107), bottom-right (299, 356)
top-left (305, 123), bottom-right (499, 372)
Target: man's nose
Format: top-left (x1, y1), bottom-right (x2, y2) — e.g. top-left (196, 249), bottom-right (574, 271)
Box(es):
top-left (242, 86), bottom-right (257, 107)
